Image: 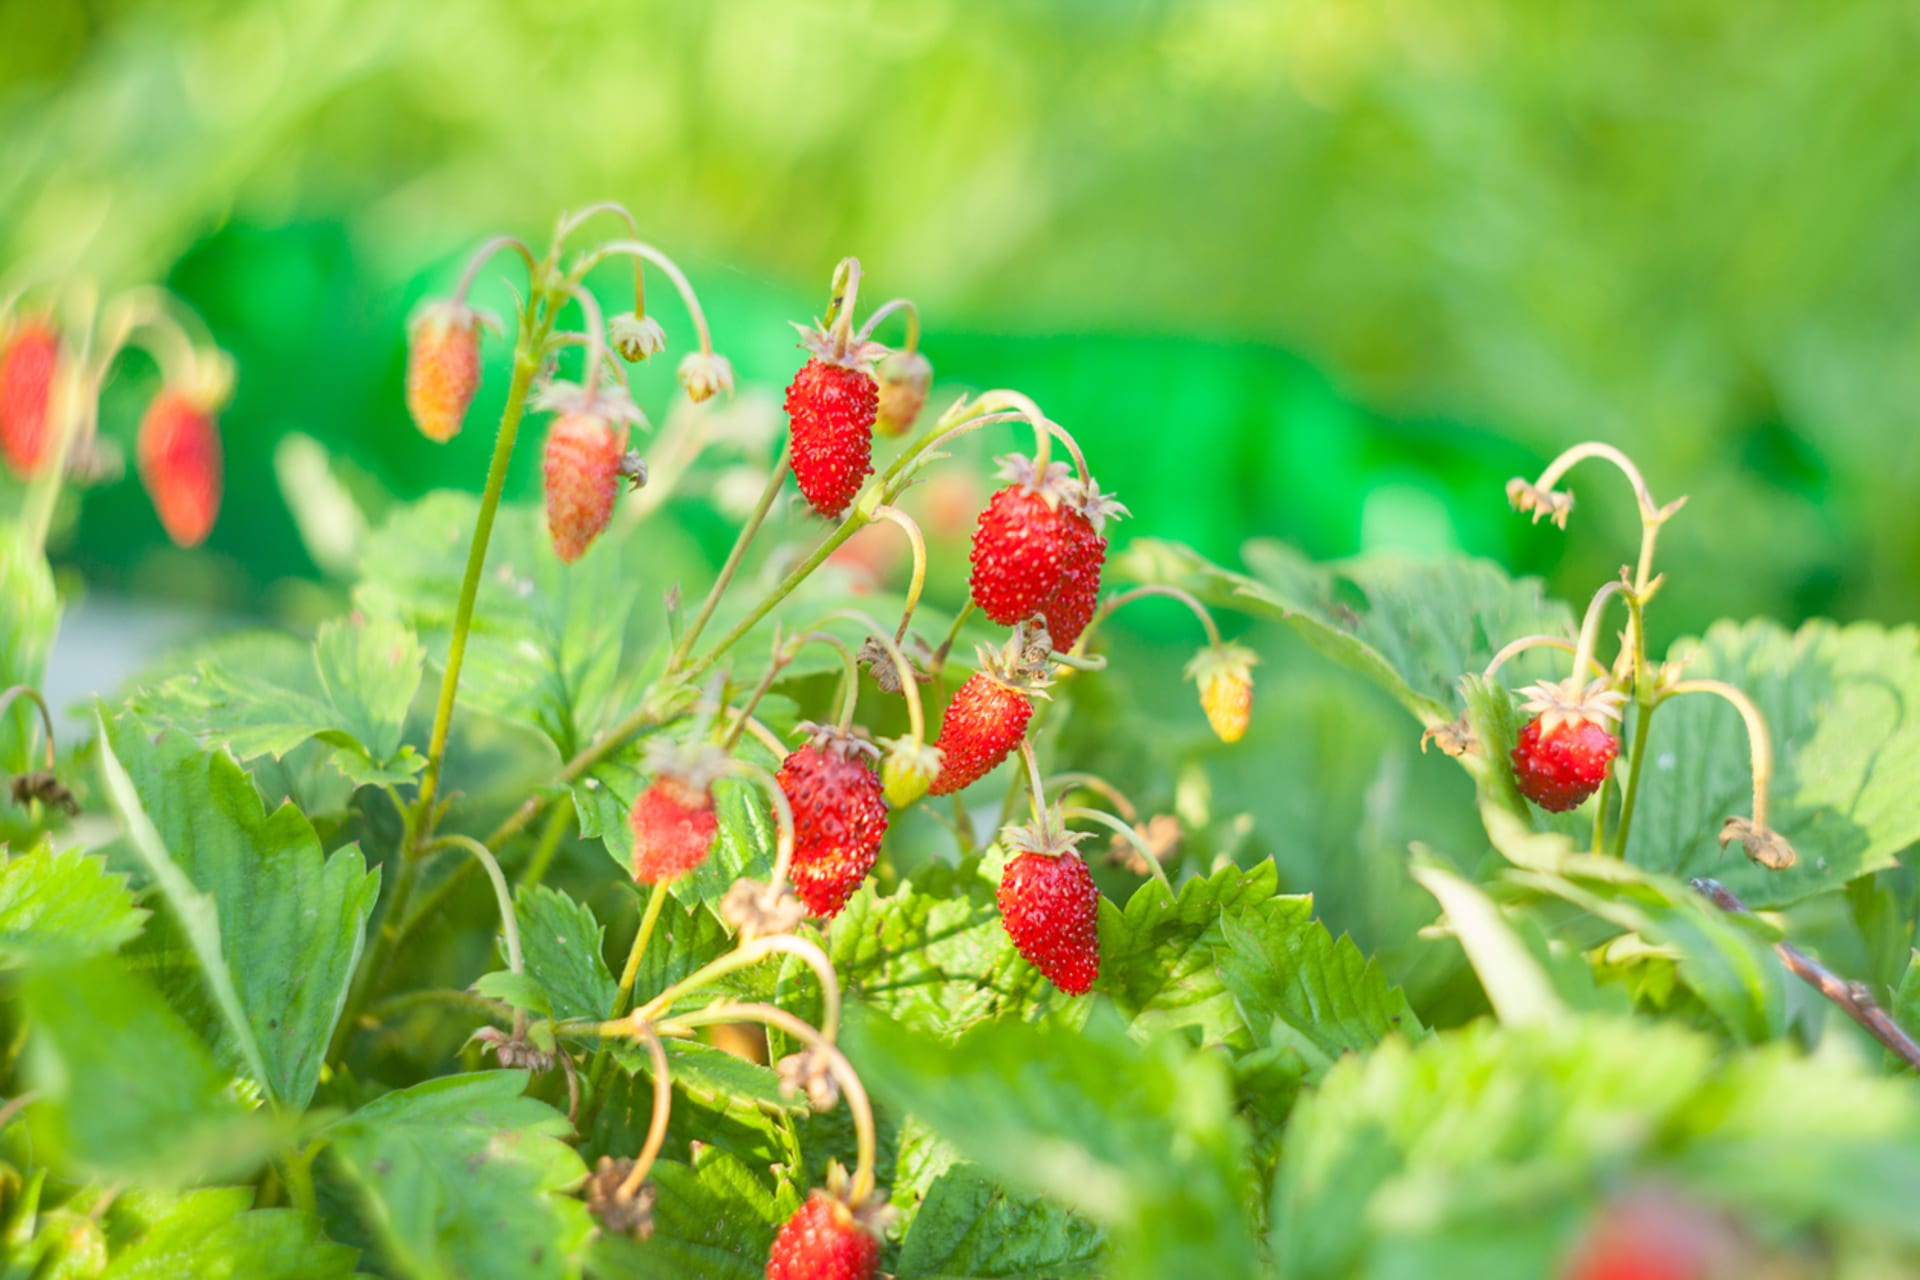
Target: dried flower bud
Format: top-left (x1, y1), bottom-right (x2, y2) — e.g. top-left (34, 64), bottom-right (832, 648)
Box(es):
top-left (874, 349), bottom-right (932, 436)
top-left (677, 351), bottom-right (734, 403)
top-left (406, 301), bottom-right (483, 443)
top-left (586, 1157), bottom-right (657, 1239)
top-left (610, 313), bottom-right (668, 363)
top-left (857, 634), bottom-right (929, 694)
top-left (719, 878), bottom-right (809, 938)
top-left (1719, 817), bottom-right (1797, 870)
top-left (1184, 643), bottom-right (1258, 744)
top-left (776, 1046), bottom-right (841, 1111)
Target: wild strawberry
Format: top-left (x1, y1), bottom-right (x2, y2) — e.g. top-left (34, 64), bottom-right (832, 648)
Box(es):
top-left (1038, 477), bottom-right (1126, 650)
top-left (405, 301), bottom-right (482, 443)
top-left (630, 740), bottom-right (726, 884)
top-left (874, 349), bottom-right (932, 437)
top-left (997, 814), bottom-right (1101, 995)
top-left (928, 668), bottom-right (1035, 796)
top-left (968, 456), bottom-right (1078, 626)
top-left (786, 351), bottom-right (879, 519)
top-left (766, 1190), bottom-right (882, 1280)
top-left (1510, 677), bottom-right (1626, 812)
top-left (0, 319), bottom-right (60, 476)
top-left (137, 388), bottom-right (222, 547)
top-left (1562, 1190), bottom-right (1742, 1280)
top-left (537, 382), bottom-right (644, 562)
top-left (777, 726), bottom-right (889, 918)
top-left (1185, 643), bottom-right (1259, 743)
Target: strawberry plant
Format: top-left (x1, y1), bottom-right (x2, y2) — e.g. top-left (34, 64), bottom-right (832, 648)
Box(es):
top-left (2, 203), bottom-right (1919, 1280)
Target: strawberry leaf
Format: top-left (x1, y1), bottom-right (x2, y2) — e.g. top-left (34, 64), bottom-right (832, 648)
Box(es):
top-left (589, 1150), bottom-right (793, 1279)
top-left (0, 844), bottom-right (147, 967)
top-left (1101, 859), bottom-right (1283, 1043)
top-left (895, 1161), bottom-right (1106, 1280)
top-left (505, 883), bottom-right (617, 1023)
top-left (98, 712), bottom-right (381, 1109)
top-left (99, 1187), bottom-right (357, 1279)
top-left (324, 1071), bottom-right (590, 1280)
top-left (0, 520), bottom-right (58, 773)
top-left (1115, 537), bottom-right (1571, 727)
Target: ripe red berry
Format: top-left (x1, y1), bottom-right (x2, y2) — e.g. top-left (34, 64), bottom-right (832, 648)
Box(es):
top-left (1511, 715), bottom-right (1618, 812)
top-left (968, 458), bottom-right (1074, 626)
top-left (543, 412), bottom-right (629, 562)
top-left (766, 1190), bottom-right (880, 1280)
top-left (998, 849), bottom-right (1100, 994)
top-left (777, 732), bottom-right (889, 919)
top-left (629, 778), bottom-right (718, 884)
top-left (137, 389), bottom-right (222, 548)
top-left (0, 320), bottom-right (60, 477)
top-left (405, 302), bottom-right (482, 443)
top-left (786, 359), bottom-right (877, 519)
top-left (927, 672), bottom-right (1034, 796)
top-left (1562, 1192), bottom-right (1738, 1280)
top-left (1039, 478), bottom-right (1125, 651)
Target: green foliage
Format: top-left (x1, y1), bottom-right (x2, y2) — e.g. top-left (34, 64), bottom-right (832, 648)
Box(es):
top-left (509, 883), bottom-right (617, 1023)
top-left (590, 1152), bottom-right (792, 1279)
top-left (0, 845), bottom-right (145, 967)
top-left (895, 1162), bottom-right (1105, 1280)
top-left (0, 521), bottom-right (58, 773)
top-left (323, 1072), bottom-right (591, 1280)
top-left (97, 713), bottom-right (379, 1108)
top-left (99, 1187), bottom-right (357, 1280)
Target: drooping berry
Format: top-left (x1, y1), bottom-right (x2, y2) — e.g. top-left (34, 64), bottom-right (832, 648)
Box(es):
top-left (1038, 477), bottom-right (1125, 651)
top-left (405, 302), bottom-right (482, 443)
top-left (880, 737), bottom-right (943, 808)
top-left (1185, 643), bottom-right (1259, 744)
top-left (766, 1190), bottom-right (881, 1280)
top-left (968, 456), bottom-right (1078, 626)
top-left (1561, 1191), bottom-right (1741, 1280)
top-left (610, 313), bottom-right (666, 363)
top-left (1511, 716), bottom-right (1618, 812)
top-left (543, 412), bottom-right (630, 562)
top-left (927, 671), bottom-right (1034, 796)
top-left (777, 729), bottom-right (889, 919)
top-left (874, 349), bottom-right (932, 437)
top-left (0, 320), bottom-right (60, 477)
top-left (786, 358), bottom-right (878, 518)
top-left (137, 388), bottom-right (222, 548)
top-left (629, 777), bottom-right (719, 884)
top-left (998, 847), bottom-right (1101, 994)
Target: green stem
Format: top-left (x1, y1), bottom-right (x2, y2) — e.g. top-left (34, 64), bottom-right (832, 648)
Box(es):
top-left (583, 882), bottom-right (672, 1119)
top-left (672, 444), bottom-right (792, 670)
top-left (517, 800), bottom-right (573, 890)
top-left (414, 315), bottom-right (548, 833)
top-left (1613, 699), bottom-right (1656, 857)
top-left (682, 510), bottom-right (872, 680)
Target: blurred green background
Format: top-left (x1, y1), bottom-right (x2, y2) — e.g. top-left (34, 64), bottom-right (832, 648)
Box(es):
top-left (5, 0), bottom-right (1919, 1004)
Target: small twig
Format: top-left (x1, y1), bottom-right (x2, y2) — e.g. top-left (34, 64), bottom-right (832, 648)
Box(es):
top-left (1692, 878), bottom-right (1920, 1070)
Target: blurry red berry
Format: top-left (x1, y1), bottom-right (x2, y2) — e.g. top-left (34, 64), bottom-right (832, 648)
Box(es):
top-left (0, 320), bottom-right (60, 477)
top-left (543, 412), bottom-right (629, 562)
top-left (1511, 716), bottom-right (1618, 812)
top-left (405, 302), bottom-right (482, 443)
top-left (766, 1190), bottom-right (880, 1280)
top-left (137, 388), bottom-right (222, 548)
top-left (786, 359), bottom-right (877, 518)
top-left (629, 778), bottom-right (718, 884)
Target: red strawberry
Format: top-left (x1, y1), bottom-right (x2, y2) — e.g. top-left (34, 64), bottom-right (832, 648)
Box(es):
top-left (998, 847), bottom-right (1100, 994)
top-left (786, 358), bottom-right (877, 519)
top-left (968, 456), bottom-right (1076, 626)
top-left (0, 320), bottom-right (60, 476)
top-left (405, 302), bottom-right (482, 443)
top-left (1039, 478), bottom-right (1125, 650)
top-left (543, 411), bottom-right (630, 562)
top-left (928, 671), bottom-right (1034, 796)
top-left (137, 389), bottom-right (222, 547)
top-left (1562, 1191), bottom-right (1742, 1280)
top-left (766, 1190), bottom-right (880, 1280)
top-left (629, 777), bottom-right (718, 884)
top-left (1512, 716), bottom-right (1617, 812)
top-left (777, 728), bottom-right (889, 918)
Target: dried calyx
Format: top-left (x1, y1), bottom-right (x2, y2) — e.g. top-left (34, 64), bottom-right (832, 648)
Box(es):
top-left (1515, 675), bottom-right (1627, 734)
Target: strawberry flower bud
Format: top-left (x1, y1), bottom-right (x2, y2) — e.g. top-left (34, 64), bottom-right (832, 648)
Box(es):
top-left (874, 349), bottom-right (932, 437)
top-left (405, 301), bottom-right (484, 443)
top-left (1184, 643), bottom-right (1258, 744)
top-left (610, 313), bottom-right (667, 363)
top-left (677, 351), bottom-right (734, 403)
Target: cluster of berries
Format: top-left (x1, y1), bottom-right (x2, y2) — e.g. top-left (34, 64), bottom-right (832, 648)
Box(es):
top-left (0, 306), bottom-right (227, 547)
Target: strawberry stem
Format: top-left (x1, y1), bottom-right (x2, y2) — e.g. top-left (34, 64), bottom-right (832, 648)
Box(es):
top-left (1569, 580), bottom-right (1630, 685)
top-left (854, 297), bottom-right (920, 351)
top-left (1481, 635), bottom-right (1604, 684)
top-left (452, 234), bottom-right (538, 304)
top-left (556, 202), bottom-right (648, 323)
top-left (1661, 679), bottom-right (1776, 830)
top-left (872, 505), bottom-right (927, 641)
top-left (811, 607), bottom-right (928, 747)
top-left (1061, 805), bottom-right (1172, 891)
top-left (615, 1026), bottom-right (673, 1200)
top-left (629, 934), bottom-right (842, 1043)
top-left (0, 685), bottom-right (57, 772)
top-left (670, 441), bottom-right (793, 672)
top-left (422, 833), bottom-right (527, 1040)
top-left (563, 284), bottom-right (610, 397)
top-left (1093, 584), bottom-right (1224, 649)
top-left (824, 258), bottom-right (862, 358)
top-left (575, 239), bottom-right (717, 358)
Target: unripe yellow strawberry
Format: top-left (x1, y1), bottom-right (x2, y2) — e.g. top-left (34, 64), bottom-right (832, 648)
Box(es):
top-left (880, 737), bottom-right (943, 808)
top-left (1185, 643), bottom-right (1258, 744)
top-left (405, 302), bottom-right (482, 442)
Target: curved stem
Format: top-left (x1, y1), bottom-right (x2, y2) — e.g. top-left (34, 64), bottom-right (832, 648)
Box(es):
top-left (1061, 806), bottom-right (1171, 891)
top-left (1018, 741), bottom-right (1049, 829)
top-left (1570, 580), bottom-right (1629, 684)
top-left (516, 800), bottom-right (573, 891)
top-left (613, 882), bottom-right (671, 1017)
top-left (615, 1028), bottom-right (673, 1199)
top-left (579, 240), bottom-right (716, 356)
top-left (1045, 772), bottom-right (1137, 822)
top-left (628, 934), bottom-right (842, 1042)
top-left (789, 631), bottom-right (861, 734)
top-left (825, 258), bottom-right (862, 357)
top-left (810, 608), bottom-right (926, 747)
top-left (1095, 585), bottom-right (1224, 648)
top-left (718, 635), bottom-right (792, 754)
top-left (683, 507), bottom-right (872, 680)
top-left (557, 202), bottom-right (647, 318)
top-left (930, 600), bottom-right (976, 675)
top-left (453, 236), bottom-right (538, 304)
top-left (658, 1001), bottom-right (876, 1205)
top-left (1480, 635), bottom-right (1607, 684)
top-left (872, 505), bottom-right (927, 640)
top-left (732, 713), bottom-right (789, 761)
top-left (564, 285), bottom-right (609, 398)
top-left (670, 443), bottom-right (792, 670)
top-left (0, 685), bottom-right (57, 771)
top-left (1662, 680), bottom-right (1774, 828)
top-left (853, 297), bottom-right (920, 351)
top-left (422, 836), bottom-right (523, 977)
top-left (1527, 441), bottom-right (1663, 523)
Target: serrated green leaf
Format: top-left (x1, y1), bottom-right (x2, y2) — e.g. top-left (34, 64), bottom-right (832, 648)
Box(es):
top-left (22, 959), bottom-right (278, 1185)
top-left (325, 1072), bottom-right (590, 1280)
top-left (506, 884), bottom-right (617, 1023)
top-left (0, 521), bottom-right (59, 773)
top-left (0, 846), bottom-right (146, 967)
top-left (1115, 538), bottom-right (1570, 726)
top-left (1101, 860), bottom-right (1281, 1043)
top-left (897, 1161), bottom-right (1106, 1280)
top-left (356, 493), bottom-right (631, 759)
top-left (848, 1004), bottom-right (1259, 1280)
top-left (98, 713), bottom-right (380, 1108)
top-left (100, 1186), bottom-right (357, 1279)
top-left (589, 1151), bottom-right (791, 1280)
top-left (1273, 1016), bottom-right (1920, 1279)
top-left (125, 621), bottom-right (425, 787)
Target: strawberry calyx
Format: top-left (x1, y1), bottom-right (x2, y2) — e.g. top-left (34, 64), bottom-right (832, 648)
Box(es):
top-left (999, 802), bottom-right (1092, 860)
top-left (1062, 472), bottom-right (1129, 534)
top-left (792, 321), bottom-right (889, 375)
top-left (794, 719), bottom-right (880, 763)
top-left (531, 377), bottom-right (649, 430)
top-left (992, 452), bottom-right (1076, 510)
top-left (1514, 675), bottom-right (1627, 735)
